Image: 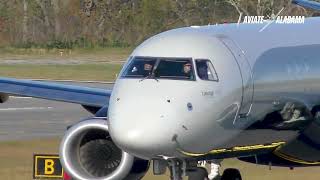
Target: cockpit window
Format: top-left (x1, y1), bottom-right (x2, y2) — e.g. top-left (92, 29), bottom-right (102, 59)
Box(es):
top-left (155, 59), bottom-right (195, 80)
top-left (195, 59), bottom-right (219, 81)
top-left (122, 57), bottom-right (195, 81)
top-left (121, 57), bottom-right (156, 78)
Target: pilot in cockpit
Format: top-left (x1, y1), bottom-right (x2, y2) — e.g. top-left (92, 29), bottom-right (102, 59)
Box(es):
top-left (183, 63), bottom-right (193, 79)
top-left (197, 61), bottom-right (209, 80)
top-left (143, 63), bottom-right (153, 76)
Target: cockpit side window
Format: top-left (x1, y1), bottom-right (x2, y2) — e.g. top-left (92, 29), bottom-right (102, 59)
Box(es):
top-left (195, 59), bottom-right (219, 81)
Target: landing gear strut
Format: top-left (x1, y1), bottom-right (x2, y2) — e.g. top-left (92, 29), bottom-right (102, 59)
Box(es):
top-left (168, 159), bottom-right (184, 180)
top-left (167, 159), bottom-right (209, 180)
top-left (187, 167), bottom-right (209, 180)
top-left (166, 159), bottom-right (242, 180)
top-left (199, 161), bottom-right (220, 179)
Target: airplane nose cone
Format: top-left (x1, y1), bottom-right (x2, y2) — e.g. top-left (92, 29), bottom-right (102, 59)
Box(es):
top-left (109, 121), bottom-right (176, 159)
top-left (107, 83), bottom-right (188, 159)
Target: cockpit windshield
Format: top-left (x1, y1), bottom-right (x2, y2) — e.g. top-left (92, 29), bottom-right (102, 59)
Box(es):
top-left (121, 57), bottom-right (195, 80)
top-left (121, 57), bottom-right (157, 78)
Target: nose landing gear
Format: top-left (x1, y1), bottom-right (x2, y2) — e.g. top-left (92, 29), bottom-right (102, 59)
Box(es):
top-left (167, 159), bottom-right (209, 180)
top-left (187, 167), bottom-right (209, 180)
top-left (168, 159), bottom-right (184, 180)
top-left (165, 159), bottom-right (242, 180)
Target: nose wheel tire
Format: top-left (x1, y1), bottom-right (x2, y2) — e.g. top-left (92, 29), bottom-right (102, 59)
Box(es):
top-left (221, 168), bottom-right (242, 180)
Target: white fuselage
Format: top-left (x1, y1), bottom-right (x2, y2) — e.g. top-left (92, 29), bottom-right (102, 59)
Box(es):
top-left (108, 17), bottom-right (320, 160)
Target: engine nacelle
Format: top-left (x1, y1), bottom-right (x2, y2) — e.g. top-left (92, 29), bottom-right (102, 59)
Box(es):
top-left (60, 118), bottom-right (149, 180)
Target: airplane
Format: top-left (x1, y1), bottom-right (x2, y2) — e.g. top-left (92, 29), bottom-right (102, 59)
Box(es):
top-left (0, 0), bottom-right (319, 180)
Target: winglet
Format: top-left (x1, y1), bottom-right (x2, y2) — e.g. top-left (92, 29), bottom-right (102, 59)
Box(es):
top-left (292, 0), bottom-right (320, 11)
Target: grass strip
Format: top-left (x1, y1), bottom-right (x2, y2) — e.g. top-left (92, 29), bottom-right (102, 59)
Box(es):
top-left (0, 64), bottom-right (123, 82)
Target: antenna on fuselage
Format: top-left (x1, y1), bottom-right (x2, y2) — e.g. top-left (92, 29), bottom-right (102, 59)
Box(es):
top-left (292, 0), bottom-right (320, 11)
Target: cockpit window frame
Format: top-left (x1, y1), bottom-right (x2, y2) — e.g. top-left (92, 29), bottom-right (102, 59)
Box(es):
top-left (120, 56), bottom-right (157, 79)
top-left (195, 59), bottom-right (219, 82)
top-left (121, 56), bottom-right (197, 81)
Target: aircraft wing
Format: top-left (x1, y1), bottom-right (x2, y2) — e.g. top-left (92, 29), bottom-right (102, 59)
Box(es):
top-left (0, 77), bottom-right (111, 107)
top-left (292, 0), bottom-right (320, 11)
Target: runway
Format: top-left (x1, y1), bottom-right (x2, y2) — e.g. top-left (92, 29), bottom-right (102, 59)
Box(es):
top-left (0, 81), bottom-right (113, 141)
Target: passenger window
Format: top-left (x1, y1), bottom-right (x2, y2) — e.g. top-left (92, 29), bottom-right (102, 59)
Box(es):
top-left (195, 59), bottom-right (219, 81)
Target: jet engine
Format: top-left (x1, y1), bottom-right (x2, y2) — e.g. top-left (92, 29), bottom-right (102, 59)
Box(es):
top-left (60, 118), bottom-right (150, 180)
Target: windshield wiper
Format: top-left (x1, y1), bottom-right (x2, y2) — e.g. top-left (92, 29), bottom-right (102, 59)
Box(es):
top-left (139, 73), bottom-right (153, 82)
top-left (139, 59), bottom-right (160, 82)
top-left (139, 72), bottom-right (160, 82)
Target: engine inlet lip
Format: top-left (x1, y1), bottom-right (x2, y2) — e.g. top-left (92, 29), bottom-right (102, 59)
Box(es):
top-left (60, 119), bottom-right (134, 180)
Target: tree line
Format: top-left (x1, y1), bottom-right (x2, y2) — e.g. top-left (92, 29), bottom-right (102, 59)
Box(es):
top-left (0, 0), bottom-right (318, 49)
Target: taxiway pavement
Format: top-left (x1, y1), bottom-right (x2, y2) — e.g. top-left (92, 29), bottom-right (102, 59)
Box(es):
top-left (0, 81), bottom-right (113, 141)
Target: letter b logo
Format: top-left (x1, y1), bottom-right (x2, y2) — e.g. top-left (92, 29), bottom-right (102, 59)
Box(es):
top-left (33, 154), bottom-right (63, 178)
top-left (44, 159), bottom-right (55, 175)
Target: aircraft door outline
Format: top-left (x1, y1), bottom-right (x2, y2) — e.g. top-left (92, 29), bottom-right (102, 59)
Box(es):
top-left (218, 36), bottom-right (254, 118)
